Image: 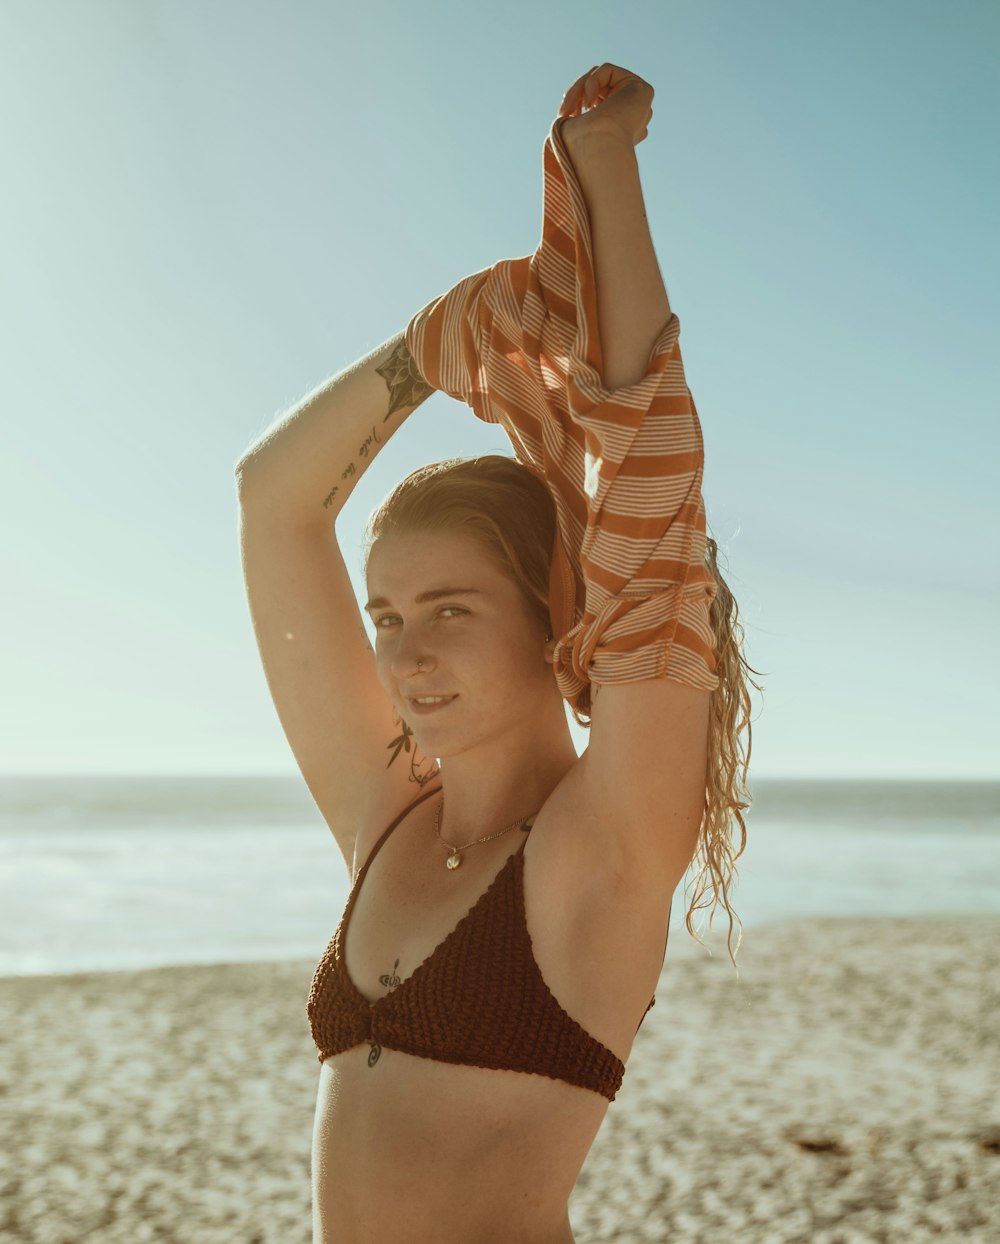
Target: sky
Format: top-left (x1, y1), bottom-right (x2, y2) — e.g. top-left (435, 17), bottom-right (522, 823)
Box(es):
top-left (1, 0), bottom-right (997, 779)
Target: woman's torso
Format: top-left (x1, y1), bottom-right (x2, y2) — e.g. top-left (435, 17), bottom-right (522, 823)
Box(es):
top-left (309, 764), bottom-right (673, 1244)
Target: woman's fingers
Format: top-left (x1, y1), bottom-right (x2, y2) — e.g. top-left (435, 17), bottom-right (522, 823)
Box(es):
top-left (557, 64), bottom-right (656, 149)
top-left (559, 62), bottom-right (654, 124)
top-left (560, 63), bottom-right (635, 116)
top-left (560, 64), bottom-right (600, 116)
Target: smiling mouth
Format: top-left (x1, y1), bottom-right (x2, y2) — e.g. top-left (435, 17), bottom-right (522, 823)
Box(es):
top-left (407, 695), bottom-right (458, 713)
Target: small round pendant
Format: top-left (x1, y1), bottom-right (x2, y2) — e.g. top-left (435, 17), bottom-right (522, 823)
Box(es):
top-left (446, 853), bottom-right (461, 870)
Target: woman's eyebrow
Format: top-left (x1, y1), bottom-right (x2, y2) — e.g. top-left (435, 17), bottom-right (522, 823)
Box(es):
top-left (364, 587), bottom-right (483, 614)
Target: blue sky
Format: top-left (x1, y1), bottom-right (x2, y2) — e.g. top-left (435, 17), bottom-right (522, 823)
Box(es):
top-left (1, 0), bottom-right (996, 778)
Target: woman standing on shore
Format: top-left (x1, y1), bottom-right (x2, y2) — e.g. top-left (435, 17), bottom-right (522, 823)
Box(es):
top-left (236, 63), bottom-right (755, 1244)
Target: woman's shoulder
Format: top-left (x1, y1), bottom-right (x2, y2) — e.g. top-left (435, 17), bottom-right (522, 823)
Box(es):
top-left (351, 776), bottom-right (443, 881)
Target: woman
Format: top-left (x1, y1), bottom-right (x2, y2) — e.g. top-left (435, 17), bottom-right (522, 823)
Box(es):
top-left (236, 63), bottom-right (756, 1244)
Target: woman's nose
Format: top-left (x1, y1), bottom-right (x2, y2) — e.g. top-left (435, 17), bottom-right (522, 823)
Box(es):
top-left (389, 633), bottom-right (434, 677)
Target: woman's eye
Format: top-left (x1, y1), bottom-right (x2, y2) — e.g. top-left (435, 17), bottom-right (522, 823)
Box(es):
top-left (374, 607), bottom-right (467, 630)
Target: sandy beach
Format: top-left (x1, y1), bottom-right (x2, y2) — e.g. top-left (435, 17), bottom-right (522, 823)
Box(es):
top-left (1, 915), bottom-right (997, 1243)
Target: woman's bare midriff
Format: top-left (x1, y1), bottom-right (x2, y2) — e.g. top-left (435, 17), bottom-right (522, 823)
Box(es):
top-left (310, 768), bottom-right (672, 1244)
top-left (311, 1050), bottom-right (601, 1243)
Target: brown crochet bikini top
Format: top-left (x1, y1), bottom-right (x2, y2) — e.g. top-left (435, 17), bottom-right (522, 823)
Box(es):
top-left (307, 784), bottom-right (669, 1103)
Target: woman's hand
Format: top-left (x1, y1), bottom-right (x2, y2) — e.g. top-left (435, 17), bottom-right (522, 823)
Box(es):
top-left (557, 63), bottom-right (654, 149)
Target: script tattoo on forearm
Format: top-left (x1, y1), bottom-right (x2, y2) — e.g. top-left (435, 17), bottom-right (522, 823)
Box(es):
top-left (321, 422), bottom-right (385, 510)
top-left (321, 341), bottom-right (434, 511)
top-left (376, 337), bottom-right (435, 417)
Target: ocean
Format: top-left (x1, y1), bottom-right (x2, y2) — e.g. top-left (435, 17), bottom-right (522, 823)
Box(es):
top-left (1, 775), bottom-right (997, 977)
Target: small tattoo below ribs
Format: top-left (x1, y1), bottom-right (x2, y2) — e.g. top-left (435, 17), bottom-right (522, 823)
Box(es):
top-left (375, 338), bottom-right (434, 418)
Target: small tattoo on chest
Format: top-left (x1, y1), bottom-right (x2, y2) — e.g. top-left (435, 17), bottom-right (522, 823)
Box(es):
top-left (367, 959), bottom-right (402, 1069)
top-left (379, 958), bottom-right (402, 992)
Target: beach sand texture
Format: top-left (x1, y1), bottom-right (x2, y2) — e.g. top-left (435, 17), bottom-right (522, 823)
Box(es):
top-left (1, 915), bottom-right (997, 1243)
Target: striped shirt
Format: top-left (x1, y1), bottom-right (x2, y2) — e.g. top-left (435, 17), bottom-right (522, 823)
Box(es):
top-left (404, 115), bottom-right (719, 722)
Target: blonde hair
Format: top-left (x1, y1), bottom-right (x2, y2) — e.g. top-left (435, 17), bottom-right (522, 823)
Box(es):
top-left (363, 454), bottom-right (762, 970)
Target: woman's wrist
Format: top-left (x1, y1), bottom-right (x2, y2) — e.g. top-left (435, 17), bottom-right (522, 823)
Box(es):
top-left (559, 113), bottom-right (634, 166)
top-left (554, 117), bottom-right (670, 392)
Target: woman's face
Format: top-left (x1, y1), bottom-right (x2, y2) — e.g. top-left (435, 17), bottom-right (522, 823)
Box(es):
top-left (364, 529), bottom-right (554, 756)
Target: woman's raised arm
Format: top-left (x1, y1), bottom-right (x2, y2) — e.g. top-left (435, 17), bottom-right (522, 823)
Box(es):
top-left (558, 65), bottom-right (670, 391)
top-left (402, 68), bottom-right (718, 719)
top-left (233, 333), bottom-right (441, 866)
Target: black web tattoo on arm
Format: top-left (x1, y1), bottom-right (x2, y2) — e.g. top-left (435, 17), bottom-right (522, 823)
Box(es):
top-left (375, 336), bottom-right (435, 418)
top-left (321, 338), bottom-right (435, 512)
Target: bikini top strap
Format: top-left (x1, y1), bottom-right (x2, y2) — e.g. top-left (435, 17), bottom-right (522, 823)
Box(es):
top-left (515, 812), bottom-right (540, 854)
top-left (352, 783), bottom-right (443, 887)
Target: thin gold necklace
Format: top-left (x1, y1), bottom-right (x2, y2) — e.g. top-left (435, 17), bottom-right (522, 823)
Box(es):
top-left (434, 793), bottom-right (534, 870)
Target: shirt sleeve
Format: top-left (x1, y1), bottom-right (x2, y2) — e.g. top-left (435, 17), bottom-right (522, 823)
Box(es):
top-left (400, 264), bottom-right (494, 419)
top-left (403, 116), bottom-right (719, 723)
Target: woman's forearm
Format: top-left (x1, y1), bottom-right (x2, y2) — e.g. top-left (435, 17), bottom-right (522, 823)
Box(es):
top-left (235, 332), bottom-right (433, 527)
top-left (562, 126), bottom-right (671, 392)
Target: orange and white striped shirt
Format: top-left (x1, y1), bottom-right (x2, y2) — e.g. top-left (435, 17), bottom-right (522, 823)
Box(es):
top-left (404, 115), bottom-right (719, 723)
